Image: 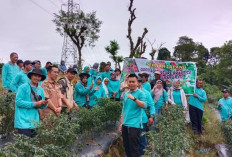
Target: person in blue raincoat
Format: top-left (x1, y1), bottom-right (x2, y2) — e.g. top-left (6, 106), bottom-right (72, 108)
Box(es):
top-left (15, 68), bottom-right (48, 138)
top-left (217, 89), bottom-right (232, 121)
top-left (151, 80), bottom-right (168, 115)
top-left (10, 60), bottom-right (33, 93)
top-left (2, 52), bottom-right (20, 93)
top-left (108, 72), bottom-right (120, 101)
top-left (74, 73), bottom-right (99, 109)
top-left (98, 63), bottom-right (111, 80)
top-left (89, 76), bottom-right (106, 107)
top-left (83, 66), bottom-right (93, 87)
top-left (90, 63), bottom-right (99, 79)
top-left (139, 72), bottom-right (151, 92)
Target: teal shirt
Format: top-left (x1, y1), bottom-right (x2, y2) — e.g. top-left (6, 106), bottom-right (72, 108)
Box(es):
top-left (152, 90), bottom-right (168, 109)
top-left (2, 62), bottom-right (20, 90)
top-left (142, 82), bottom-right (151, 92)
top-left (90, 69), bottom-right (98, 79)
top-left (108, 80), bottom-right (120, 98)
top-left (10, 71), bottom-right (30, 93)
top-left (217, 97), bottom-right (232, 120)
top-left (74, 82), bottom-right (96, 106)
top-left (99, 72), bottom-right (111, 80)
top-left (89, 76), bottom-right (106, 106)
top-left (189, 88), bottom-right (207, 111)
top-left (122, 89), bottom-right (147, 128)
top-left (142, 89), bottom-right (155, 123)
top-left (41, 67), bottom-right (47, 77)
top-left (14, 83), bottom-right (47, 129)
top-left (173, 90), bottom-right (182, 107)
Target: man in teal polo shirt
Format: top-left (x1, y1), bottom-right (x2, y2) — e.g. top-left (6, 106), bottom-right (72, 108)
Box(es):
top-left (10, 60), bottom-right (32, 93)
top-left (2, 52), bottom-right (20, 93)
top-left (217, 89), bottom-right (232, 120)
top-left (189, 80), bottom-right (207, 134)
top-left (119, 73), bottom-right (147, 157)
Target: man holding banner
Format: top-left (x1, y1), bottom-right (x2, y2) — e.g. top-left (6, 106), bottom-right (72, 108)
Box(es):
top-left (150, 71), bottom-right (167, 91)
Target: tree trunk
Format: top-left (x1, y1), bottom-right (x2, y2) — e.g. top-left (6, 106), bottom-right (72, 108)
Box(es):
top-left (77, 47), bottom-right (82, 73)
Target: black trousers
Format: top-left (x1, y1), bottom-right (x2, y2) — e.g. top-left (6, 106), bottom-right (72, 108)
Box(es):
top-left (189, 105), bottom-right (203, 133)
top-left (122, 125), bottom-right (141, 157)
top-left (18, 129), bottom-right (36, 138)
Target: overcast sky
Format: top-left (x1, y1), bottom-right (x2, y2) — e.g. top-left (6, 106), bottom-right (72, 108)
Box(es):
top-left (0, 0), bottom-right (232, 67)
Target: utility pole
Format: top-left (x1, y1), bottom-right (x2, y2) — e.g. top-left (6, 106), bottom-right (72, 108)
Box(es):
top-left (60, 0), bottom-right (79, 67)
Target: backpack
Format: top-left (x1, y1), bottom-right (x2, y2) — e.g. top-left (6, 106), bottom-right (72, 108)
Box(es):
top-left (57, 78), bottom-right (68, 96)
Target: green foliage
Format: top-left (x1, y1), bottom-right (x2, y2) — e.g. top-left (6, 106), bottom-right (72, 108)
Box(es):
top-left (0, 98), bottom-right (122, 156)
top-left (203, 82), bottom-right (221, 104)
top-left (105, 40), bottom-right (124, 69)
top-left (0, 93), bottom-right (15, 135)
top-left (157, 47), bottom-right (171, 60)
top-left (144, 105), bottom-right (191, 157)
top-left (53, 9), bottom-right (102, 71)
top-left (99, 62), bottom-right (106, 72)
top-left (221, 120), bottom-right (232, 145)
top-left (0, 63), bottom-right (3, 75)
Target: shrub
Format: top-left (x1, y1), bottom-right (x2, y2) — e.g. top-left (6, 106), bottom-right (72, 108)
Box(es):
top-left (0, 93), bottom-right (15, 135)
top-left (144, 105), bottom-right (192, 157)
top-left (221, 120), bottom-right (232, 145)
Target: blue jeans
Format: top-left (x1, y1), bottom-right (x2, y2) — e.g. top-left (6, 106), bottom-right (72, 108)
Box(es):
top-left (139, 123), bottom-right (148, 156)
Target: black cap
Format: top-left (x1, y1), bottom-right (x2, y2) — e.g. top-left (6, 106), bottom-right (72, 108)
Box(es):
top-left (23, 60), bottom-right (32, 67)
top-left (67, 68), bottom-right (77, 74)
top-left (27, 69), bottom-right (46, 81)
top-left (222, 89), bottom-right (230, 93)
top-left (138, 72), bottom-right (149, 78)
top-left (17, 59), bottom-right (23, 65)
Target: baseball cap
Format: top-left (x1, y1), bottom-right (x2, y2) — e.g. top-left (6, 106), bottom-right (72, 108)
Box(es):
top-left (67, 68), bottom-right (78, 74)
top-left (154, 71), bottom-right (161, 75)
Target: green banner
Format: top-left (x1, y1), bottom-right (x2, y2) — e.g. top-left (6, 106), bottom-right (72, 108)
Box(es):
top-left (122, 58), bottom-right (197, 95)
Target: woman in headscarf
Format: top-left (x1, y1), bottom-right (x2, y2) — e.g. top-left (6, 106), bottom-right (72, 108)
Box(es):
top-left (151, 80), bottom-right (168, 114)
top-left (90, 63), bottom-right (99, 79)
top-left (108, 72), bottom-right (120, 101)
top-left (74, 73), bottom-right (97, 109)
top-left (120, 74), bottom-right (129, 100)
top-left (167, 79), bottom-right (187, 110)
top-left (83, 66), bottom-right (93, 87)
top-left (103, 78), bottom-right (109, 98)
top-left (89, 76), bottom-right (106, 107)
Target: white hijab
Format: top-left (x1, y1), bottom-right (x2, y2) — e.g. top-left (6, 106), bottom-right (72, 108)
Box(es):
top-left (103, 78), bottom-right (109, 96)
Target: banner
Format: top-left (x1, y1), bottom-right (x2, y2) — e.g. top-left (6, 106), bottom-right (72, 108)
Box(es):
top-left (122, 58), bottom-right (197, 95)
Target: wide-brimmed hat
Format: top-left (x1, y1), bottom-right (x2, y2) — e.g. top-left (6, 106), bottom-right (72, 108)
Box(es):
top-left (138, 72), bottom-right (149, 78)
top-left (79, 73), bottom-right (90, 78)
top-left (27, 69), bottom-right (46, 81)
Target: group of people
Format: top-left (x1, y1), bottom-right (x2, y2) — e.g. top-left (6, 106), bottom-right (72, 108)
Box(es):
top-left (2, 52), bottom-right (232, 157)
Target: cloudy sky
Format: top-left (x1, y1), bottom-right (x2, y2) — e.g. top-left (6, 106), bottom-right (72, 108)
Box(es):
top-left (0, 0), bottom-right (232, 67)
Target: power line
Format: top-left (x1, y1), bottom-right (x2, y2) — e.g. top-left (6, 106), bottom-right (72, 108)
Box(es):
top-left (47, 0), bottom-right (60, 9)
top-left (28, 0), bottom-right (53, 16)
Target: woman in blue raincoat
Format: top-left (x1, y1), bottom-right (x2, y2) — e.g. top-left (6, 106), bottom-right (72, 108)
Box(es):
top-left (83, 66), bottom-right (93, 87)
top-left (108, 72), bottom-right (120, 101)
top-left (89, 76), bottom-right (106, 107)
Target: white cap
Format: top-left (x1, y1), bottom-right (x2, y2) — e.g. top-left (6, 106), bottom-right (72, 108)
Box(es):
top-left (154, 71), bottom-right (161, 75)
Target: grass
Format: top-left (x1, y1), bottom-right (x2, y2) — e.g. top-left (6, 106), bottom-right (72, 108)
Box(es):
top-left (187, 104), bottom-right (226, 157)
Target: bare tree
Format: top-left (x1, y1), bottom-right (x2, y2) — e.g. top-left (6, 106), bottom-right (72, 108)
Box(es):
top-left (127, 0), bottom-right (148, 58)
top-left (147, 38), bottom-right (165, 60)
